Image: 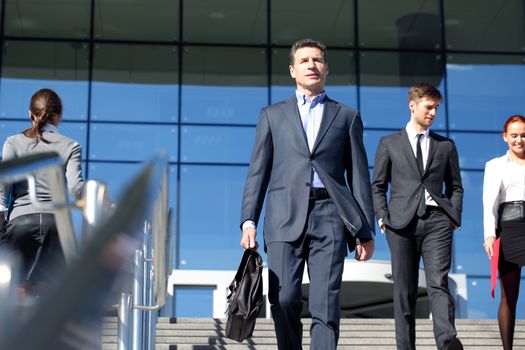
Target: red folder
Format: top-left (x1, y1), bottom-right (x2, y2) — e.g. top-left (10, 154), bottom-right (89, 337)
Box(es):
top-left (490, 237), bottom-right (501, 298)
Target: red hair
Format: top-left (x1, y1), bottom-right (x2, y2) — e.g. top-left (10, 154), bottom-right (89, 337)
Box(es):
top-left (503, 115), bottom-right (525, 133)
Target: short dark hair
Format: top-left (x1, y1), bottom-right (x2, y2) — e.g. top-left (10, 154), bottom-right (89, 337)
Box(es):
top-left (289, 38), bottom-right (327, 66)
top-left (408, 82), bottom-right (442, 103)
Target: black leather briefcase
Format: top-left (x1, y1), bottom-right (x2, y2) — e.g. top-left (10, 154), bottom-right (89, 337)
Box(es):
top-left (225, 249), bottom-right (263, 342)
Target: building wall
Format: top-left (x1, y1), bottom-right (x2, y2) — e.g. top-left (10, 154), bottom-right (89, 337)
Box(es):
top-left (0, 0), bottom-right (524, 319)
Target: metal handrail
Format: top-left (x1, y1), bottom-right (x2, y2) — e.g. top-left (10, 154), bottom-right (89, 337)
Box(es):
top-left (0, 152), bottom-right (78, 264)
top-left (0, 151), bottom-right (173, 350)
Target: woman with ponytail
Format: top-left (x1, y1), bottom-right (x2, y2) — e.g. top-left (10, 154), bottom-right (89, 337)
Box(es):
top-left (0, 88), bottom-right (84, 296)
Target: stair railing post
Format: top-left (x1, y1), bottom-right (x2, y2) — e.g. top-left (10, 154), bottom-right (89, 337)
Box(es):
top-left (118, 292), bottom-right (132, 350)
top-left (132, 249), bottom-right (144, 350)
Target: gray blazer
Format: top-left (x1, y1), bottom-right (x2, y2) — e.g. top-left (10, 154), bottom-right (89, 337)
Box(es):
top-left (372, 129), bottom-right (463, 229)
top-left (240, 96), bottom-right (375, 250)
top-left (0, 127), bottom-right (84, 220)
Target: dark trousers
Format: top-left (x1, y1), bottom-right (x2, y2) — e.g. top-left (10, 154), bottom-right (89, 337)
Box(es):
top-left (386, 208), bottom-right (457, 350)
top-left (267, 198), bottom-right (347, 350)
top-left (5, 213), bottom-right (64, 283)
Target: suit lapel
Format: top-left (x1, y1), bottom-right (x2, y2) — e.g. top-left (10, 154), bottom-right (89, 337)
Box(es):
top-left (425, 131), bottom-right (439, 175)
top-left (400, 129), bottom-right (421, 175)
top-left (311, 98), bottom-right (340, 154)
top-left (280, 97), bottom-right (310, 153)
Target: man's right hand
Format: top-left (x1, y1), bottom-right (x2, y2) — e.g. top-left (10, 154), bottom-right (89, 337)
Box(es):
top-left (240, 227), bottom-right (259, 250)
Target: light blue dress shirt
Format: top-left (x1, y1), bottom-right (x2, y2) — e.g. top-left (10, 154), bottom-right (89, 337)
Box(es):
top-left (296, 90), bottom-right (326, 189)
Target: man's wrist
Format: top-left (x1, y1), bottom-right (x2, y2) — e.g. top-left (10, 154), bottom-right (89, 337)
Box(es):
top-left (242, 220), bottom-right (256, 231)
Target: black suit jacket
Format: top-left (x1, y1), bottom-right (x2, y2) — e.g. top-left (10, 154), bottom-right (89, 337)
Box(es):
top-left (240, 96), bottom-right (375, 250)
top-left (372, 129), bottom-right (463, 229)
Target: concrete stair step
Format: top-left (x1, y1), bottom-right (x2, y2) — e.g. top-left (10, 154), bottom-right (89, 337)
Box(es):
top-left (99, 317), bottom-right (525, 349)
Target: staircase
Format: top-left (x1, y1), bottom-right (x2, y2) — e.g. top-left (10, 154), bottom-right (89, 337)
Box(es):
top-left (102, 317), bottom-right (525, 349)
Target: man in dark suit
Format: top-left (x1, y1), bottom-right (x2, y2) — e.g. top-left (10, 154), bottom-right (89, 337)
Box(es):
top-left (239, 38), bottom-right (375, 350)
top-left (371, 82), bottom-right (463, 350)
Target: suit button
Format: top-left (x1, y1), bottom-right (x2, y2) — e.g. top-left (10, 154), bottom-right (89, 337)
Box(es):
top-left (415, 195), bottom-right (420, 199)
top-left (306, 182), bottom-right (311, 187)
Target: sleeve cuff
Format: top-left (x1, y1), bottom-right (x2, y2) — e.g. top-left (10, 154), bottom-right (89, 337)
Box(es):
top-left (242, 220), bottom-right (256, 231)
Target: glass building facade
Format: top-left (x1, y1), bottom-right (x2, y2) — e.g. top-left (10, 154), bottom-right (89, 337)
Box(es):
top-left (0, 0), bottom-right (524, 319)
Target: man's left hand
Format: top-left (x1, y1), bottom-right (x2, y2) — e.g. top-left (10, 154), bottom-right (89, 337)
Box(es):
top-left (355, 239), bottom-right (374, 261)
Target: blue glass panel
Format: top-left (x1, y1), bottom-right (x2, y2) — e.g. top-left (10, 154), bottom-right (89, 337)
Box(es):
top-left (59, 122), bottom-right (88, 160)
top-left (179, 165), bottom-right (267, 269)
top-left (466, 276), bottom-right (525, 319)
top-left (88, 162), bottom-right (143, 198)
top-left (0, 120), bottom-right (26, 147)
top-left (359, 51), bottom-right (446, 129)
top-left (452, 171), bottom-right (485, 275)
top-left (174, 287), bottom-right (213, 317)
top-left (88, 163), bottom-right (177, 211)
top-left (92, 44), bottom-right (179, 122)
top-left (181, 47), bottom-right (267, 124)
top-left (447, 54), bottom-right (525, 131)
top-left (0, 79), bottom-right (89, 121)
top-left (364, 129), bottom-right (395, 167)
top-left (450, 133), bottom-right (506, 170)
top-left (91, 82), bottom-right (179, 122)
top-left (181, 126), bottom-right (255, 164)
top-left (0, 41), bottom-right (89, 121)
top-left (89, 123), bottom-right (178, 162)
top-left (181, 85), bottom-right (265, 124)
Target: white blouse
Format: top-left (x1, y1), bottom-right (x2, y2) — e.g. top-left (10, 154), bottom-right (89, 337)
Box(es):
top-left (483, 152), bottom-right (525, 239)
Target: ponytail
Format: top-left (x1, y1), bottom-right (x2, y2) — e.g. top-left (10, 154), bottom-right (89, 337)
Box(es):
top-left (22, 88), bottom-right (62, 144)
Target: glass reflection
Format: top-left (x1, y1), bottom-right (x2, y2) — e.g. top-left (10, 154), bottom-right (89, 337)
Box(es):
top-left (179, 165), bottom-right (258, 269)
top-left (447, 54), bottom-right (525, 131)
top-left (359, 51), bottom-right (446, 129)
top-left (450, 133), bottom-right (507, 170)
top-left (181, 126), bottom-right (255, 164)
top-left (364, 130), bottom-right (393, 167)
top-left (182, 46), bottom-right (267, 124)
top-left (92, 44), bottom-right (179, 122)
top-left (271, 0), bottom-right (354, 46)
top-left (444, 0), bottom-right (525, 52)
top-left (358, 0), bottom-right (442, 50)
top-left (89, 123), bottom-right (178, 162)
top-left (452, 171), bottom-right (486, 275)
top-left (0, 41), bottom-right (89, 121)
top-left (183, 0), bottom-right (266, 44)
top-left (94, 0), bottom-right (179, 41)
top-left (4, 0), bottom-right (90, 38)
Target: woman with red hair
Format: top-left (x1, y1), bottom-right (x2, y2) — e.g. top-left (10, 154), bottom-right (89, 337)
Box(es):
top-left (483, 114), bottom-right (525, 350)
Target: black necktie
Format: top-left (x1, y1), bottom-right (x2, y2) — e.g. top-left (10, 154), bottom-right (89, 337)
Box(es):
top-left (416, 133), bottom-right (424, 175)
top-left (416, 134), bottom-right (426, 217)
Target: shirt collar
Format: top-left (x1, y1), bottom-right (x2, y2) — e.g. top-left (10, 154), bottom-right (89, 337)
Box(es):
top-left (41, 123), bottom-right (60, 134)
top-left (296, 90), bottom-right (326, 108)
top-left (405, 122), bottom-right (429, 140)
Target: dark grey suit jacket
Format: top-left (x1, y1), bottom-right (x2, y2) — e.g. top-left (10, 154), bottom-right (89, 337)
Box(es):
top-left (240, 96), bottom-right (375, 250)
top-left (372, 129), bottom-right (463, 229)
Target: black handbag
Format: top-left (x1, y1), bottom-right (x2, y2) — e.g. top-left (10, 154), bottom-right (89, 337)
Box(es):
top-left (225, 248), bottom-right (263, 342)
